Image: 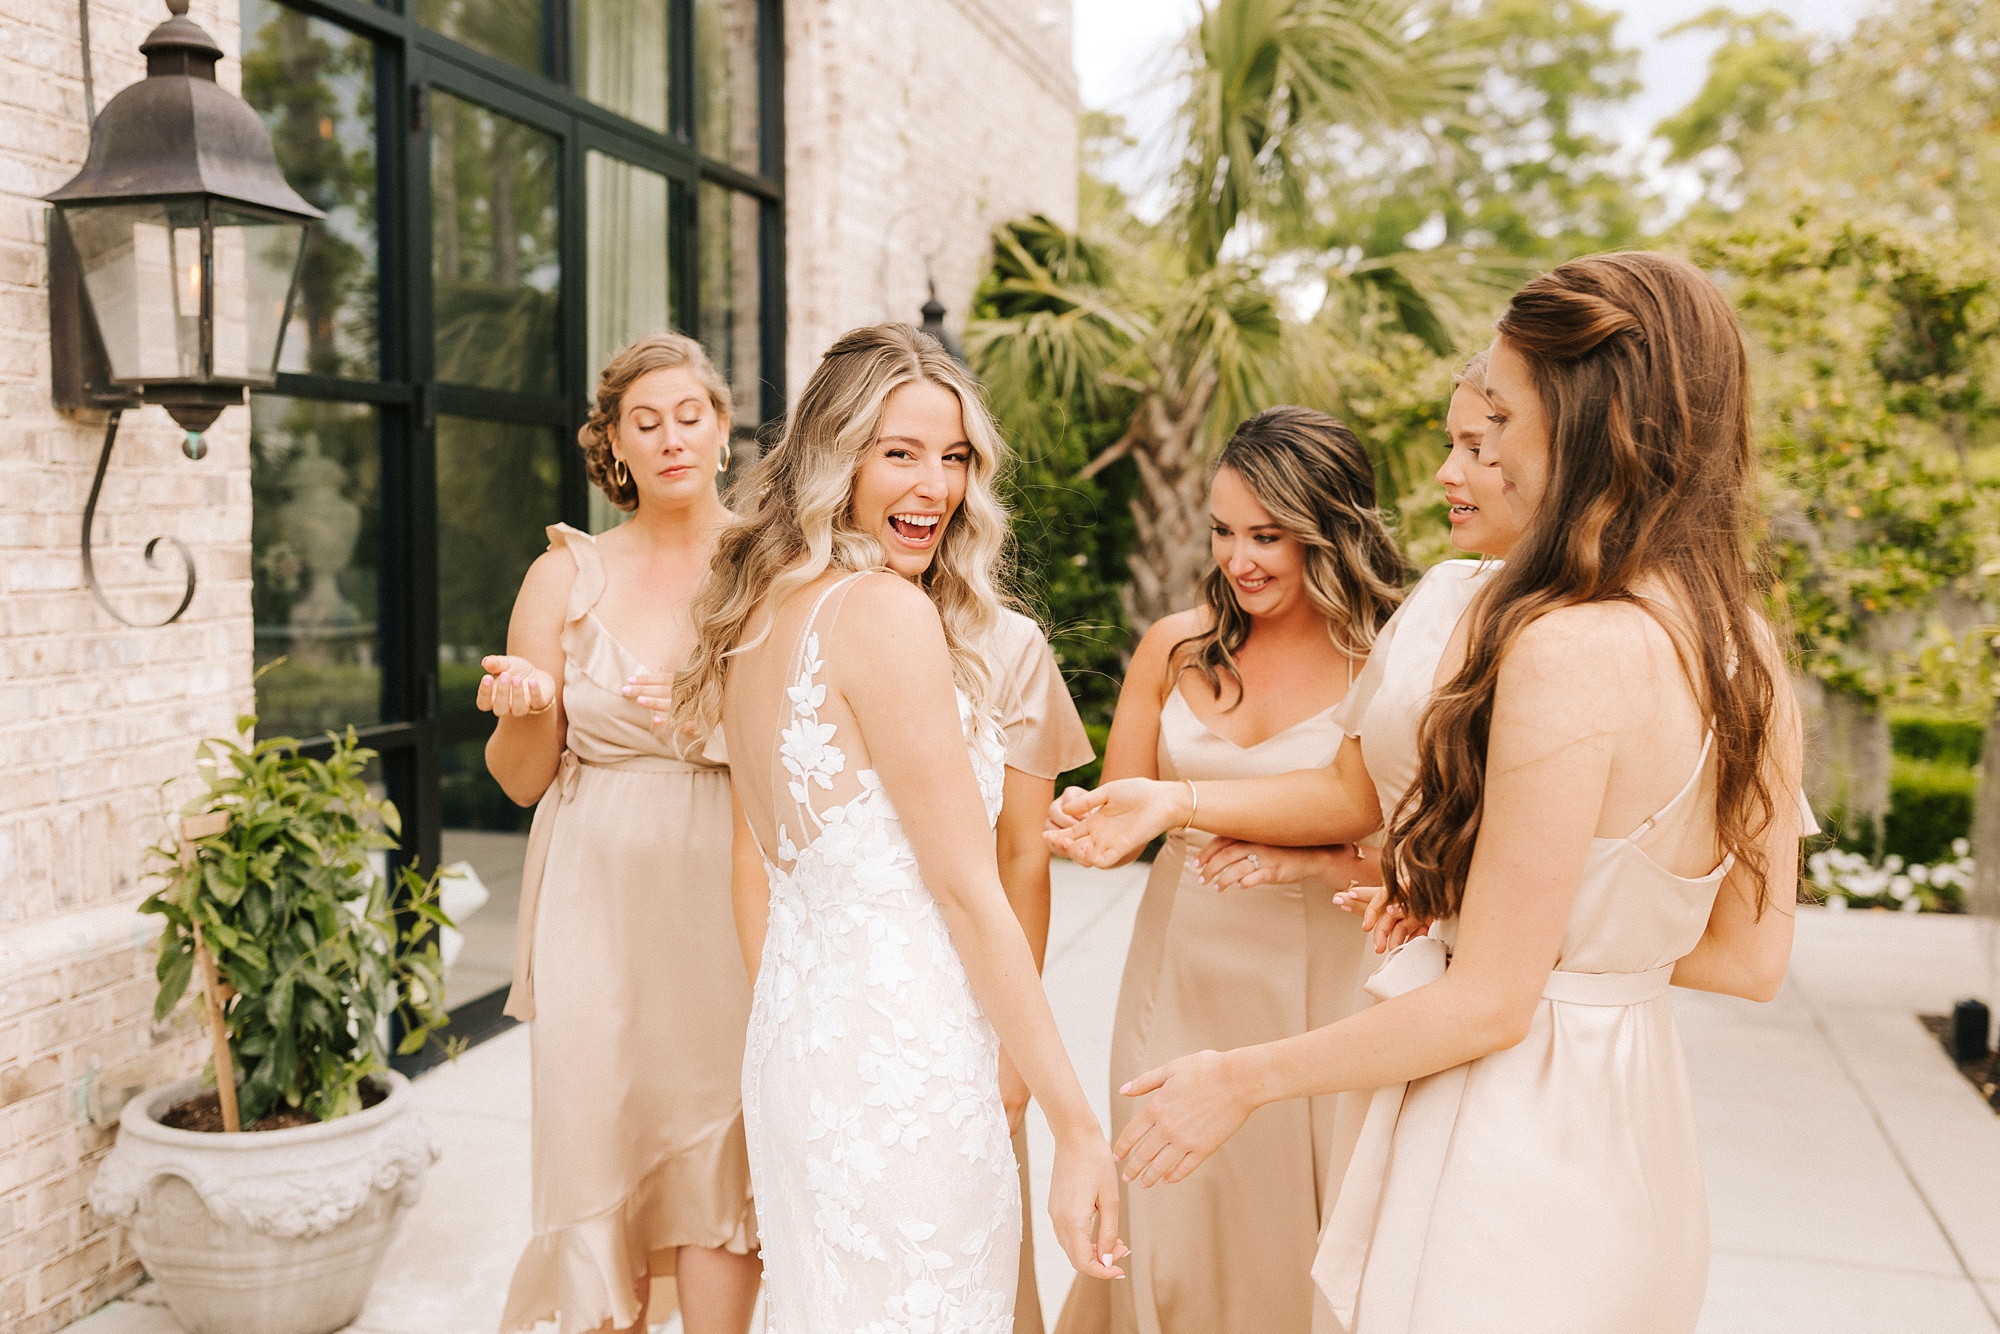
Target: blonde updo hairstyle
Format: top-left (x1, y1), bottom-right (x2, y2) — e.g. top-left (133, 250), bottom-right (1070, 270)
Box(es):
top-left (579, 332), bottom-right (733, 511)
top-left (671, 323), bottom-right (1014, 740)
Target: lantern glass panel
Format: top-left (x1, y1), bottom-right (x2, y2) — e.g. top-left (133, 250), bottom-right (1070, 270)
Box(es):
top-left (63, 199), bottom-right (208, 383)
top-left (212, 208), bottom-right (308, 383)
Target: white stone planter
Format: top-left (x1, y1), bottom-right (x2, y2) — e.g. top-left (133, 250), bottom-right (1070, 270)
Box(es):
top-left (90, 1071), bottom-right (439, 1334)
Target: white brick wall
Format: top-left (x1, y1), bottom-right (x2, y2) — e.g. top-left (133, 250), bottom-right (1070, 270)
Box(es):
top-left (0, 0), bottom-right (246, 1328)
top-left (783, 0), bottom-right (1079, 389)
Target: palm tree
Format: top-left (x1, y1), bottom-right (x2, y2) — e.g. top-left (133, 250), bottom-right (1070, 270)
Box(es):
top-left (970, 0), bottom-right (1486, 631)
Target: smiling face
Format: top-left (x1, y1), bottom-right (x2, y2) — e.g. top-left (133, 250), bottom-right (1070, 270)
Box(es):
top-left (849, 379), bottom-right (972, 578)
top-left (1435, 383), bottom-right (1520, 558)
top-left (1481, 335), bottom-right (1553, 526)
top-left (613, 366), bottom-right (729, 511)
top-left (1208, 464), bottom-right (1309, 621)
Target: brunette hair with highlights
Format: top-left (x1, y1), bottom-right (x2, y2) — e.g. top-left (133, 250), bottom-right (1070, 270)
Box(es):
top-left (1386, 251), bottom-right (1781, 923)
top-left (578, 332), bottom-right (732, 511)
top-left (1171, 407), bottom-right (1406, 706)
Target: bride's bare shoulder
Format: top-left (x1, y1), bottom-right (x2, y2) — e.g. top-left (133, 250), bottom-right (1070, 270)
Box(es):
top-left (824, 572), bottom-right (951, 678)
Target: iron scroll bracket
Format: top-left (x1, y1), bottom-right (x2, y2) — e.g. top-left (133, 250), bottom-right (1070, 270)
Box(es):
top-left (81, 408), bottom-right (197, 628)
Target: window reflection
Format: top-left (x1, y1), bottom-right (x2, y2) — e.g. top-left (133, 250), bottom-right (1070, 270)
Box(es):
top-left (574, 0), bottom-right (668, 134)
top-left (414, 0), bottom-right (544, 75)
top-left (585, 153), bottom-right (673, 532)
top-left (431, 91), bottom-right (561, 395)
top-left (700, 183), bottom-right (762, 427)
top-left (435, 415), bottom-right (564, 717)
top-left (240, 0), bottom-right (378, 379)
top-left (695, 0), bottom-right (761, 174)
top-left (438, 741), bottom-right (530, 1011)
top-left (250, 396), bottom-right (383, 737)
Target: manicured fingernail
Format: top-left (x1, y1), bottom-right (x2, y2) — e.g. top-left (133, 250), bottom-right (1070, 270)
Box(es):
top-left (627, 674), bottom-right (637, 683)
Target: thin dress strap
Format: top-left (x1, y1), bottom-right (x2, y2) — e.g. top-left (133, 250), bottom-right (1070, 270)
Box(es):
top-left (1625, 729), bottom-right (1714, 842)
top-left (770, 572), bottom-right (871, 865)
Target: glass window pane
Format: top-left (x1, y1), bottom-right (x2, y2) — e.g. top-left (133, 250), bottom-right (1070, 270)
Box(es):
top-left (439, 740), bottom-right (531, 1011)
top-left (432, 92), bottom-right (562, 395)
top-left (414, 0), bottom-right (544, 75)
top-left (585, 152), bottom-right (672, 377)
top-left (694, 0), bottom-right (760, 173)
top-left (250, 395), bottom-right (383, 737)
top-left (574, 0), bottom-right (668, 133)
top-left (63, 201), bottom-right (202, 382)
top-left (699, 183), bottom-right (762, 425)
top-left (435, 415), bottom-right (564, 709)
top-left (240, 0), bottom-right (379, 380)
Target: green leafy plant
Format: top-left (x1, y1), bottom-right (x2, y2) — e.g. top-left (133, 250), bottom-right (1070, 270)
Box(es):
top-left (142, 720), bottom-right (455, 1125)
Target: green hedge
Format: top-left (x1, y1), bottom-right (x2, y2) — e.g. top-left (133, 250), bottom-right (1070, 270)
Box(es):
top-left (1884, 757), bottom-right (1977, 866)
top-left (1890, 709), bottom-right (1985, 767)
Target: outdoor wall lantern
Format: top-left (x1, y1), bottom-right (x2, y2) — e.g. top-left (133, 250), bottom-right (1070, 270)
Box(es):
top-left (45, 0), bottom-right (321, 626)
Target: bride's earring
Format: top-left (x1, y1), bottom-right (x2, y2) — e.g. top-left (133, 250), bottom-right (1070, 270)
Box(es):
top-left (612, 456), bottom-right (631, 488)
top-left (718, 439), bottom-right (732, 473)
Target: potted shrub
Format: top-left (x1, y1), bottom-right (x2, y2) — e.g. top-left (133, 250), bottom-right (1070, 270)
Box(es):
top-left (91, 719), bottom-right (456, 1334)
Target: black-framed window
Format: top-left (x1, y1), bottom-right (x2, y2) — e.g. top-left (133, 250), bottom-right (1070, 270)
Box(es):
top-left (242, 0), bottom-right (784, 1040)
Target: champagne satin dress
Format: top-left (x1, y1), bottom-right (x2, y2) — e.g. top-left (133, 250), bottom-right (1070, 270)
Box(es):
top-left (991, 609), bottom-right (1098, 1334)
top-left (1059, 683), bottom-right (1372, 1334)
top-left (499, 524), bottom-right (757, 1334)
top-left (1313, 558), bottom-right (1804, 1333)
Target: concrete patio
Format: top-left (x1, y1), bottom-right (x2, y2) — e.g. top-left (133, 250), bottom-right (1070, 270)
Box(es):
top-left (70, 864), bottom-right (2000, 1334)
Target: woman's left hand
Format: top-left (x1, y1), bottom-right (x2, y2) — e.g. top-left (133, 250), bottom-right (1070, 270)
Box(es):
top-left (1195, 839), bottom-right (1380, 892)
top-left (1112, 1049), bottom-right (1258, 1189)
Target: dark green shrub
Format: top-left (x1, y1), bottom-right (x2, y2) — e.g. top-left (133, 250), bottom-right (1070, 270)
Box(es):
top-left (1890, 709), bottom-right (1985, 766)
top-left (1882, 756), bottom-right (1977, 865)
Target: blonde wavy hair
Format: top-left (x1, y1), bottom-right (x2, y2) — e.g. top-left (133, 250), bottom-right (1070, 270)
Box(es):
top-left (579, 332), bottom-right (732, 511)
top-left (672, 324), bottom-right (1015, 739)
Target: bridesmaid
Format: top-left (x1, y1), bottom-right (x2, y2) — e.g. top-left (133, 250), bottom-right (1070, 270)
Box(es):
top-left (1054, 407), bottom-right (1404, 1334)
top-left (989, 608), bottom-right (1097, 1334)
top-left (487, 333), bottom-right (761, 1334)
top-left (1195, 349), bottom-right (1518, 935)
top-left (1089, 253), bottom-right (1807, 1333)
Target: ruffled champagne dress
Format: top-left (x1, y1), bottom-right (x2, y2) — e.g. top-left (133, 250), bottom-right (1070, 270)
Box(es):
top-left (498, 524), bottom-right (757, 1334)
top-left (989, 609), bottom-right (1098, 1334)
top-left (1312, 558), bottom-right (1809, 1334)
top-left (1058, 680), bottom-right (1373, 1334)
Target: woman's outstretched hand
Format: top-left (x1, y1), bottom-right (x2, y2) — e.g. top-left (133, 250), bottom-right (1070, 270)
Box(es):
top-left (1332, 880), bottom-right (1431, 954)
top-left (1047, 1125), bottom-right (1129, 1279)
top-left (478, 654), bottom-right (557, 717)
top-left (1043, 779), bottom-right (1188, 868)
top-left (1113, 1050), bottom-right (1258, 1189)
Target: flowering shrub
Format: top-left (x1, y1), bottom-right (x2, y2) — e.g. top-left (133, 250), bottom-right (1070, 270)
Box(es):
top-left (1808, 840), bottom-right (1974, 913)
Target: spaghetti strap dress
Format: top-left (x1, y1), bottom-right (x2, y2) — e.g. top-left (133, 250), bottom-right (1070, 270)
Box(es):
top-left (1059, 681), bottom-right (1372, 1334)
top-left (1310, 558), bottom-right (1820, 1334)
top-left (990, 609), bottom-right (1097, 1334)
top-left (498, 523), bottom-right (757, 1334)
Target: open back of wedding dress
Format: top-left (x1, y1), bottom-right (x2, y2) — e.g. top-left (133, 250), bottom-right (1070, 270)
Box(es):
top-left (720, 572), bottom-right (1021, 1333)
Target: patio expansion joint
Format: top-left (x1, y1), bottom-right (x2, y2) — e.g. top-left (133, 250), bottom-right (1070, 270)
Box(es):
top-left (1790, 969), bottom-right (2000, 1330)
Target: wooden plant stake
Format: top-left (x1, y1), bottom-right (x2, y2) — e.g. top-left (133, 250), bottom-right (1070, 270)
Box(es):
top-left (179, 814), bottom-right (239, 1133)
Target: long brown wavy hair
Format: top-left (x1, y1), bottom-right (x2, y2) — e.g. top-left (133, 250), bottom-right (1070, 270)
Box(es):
top-left (1172, 407), bottom-right (1406, 706)
top-left (670, 324), bottom-right (1014, 740)
top-left (1386, 251), bottom-right (1781, 922)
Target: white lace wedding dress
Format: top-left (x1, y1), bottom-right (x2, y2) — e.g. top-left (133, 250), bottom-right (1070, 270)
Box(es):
top-left (724, 573), bottom-right (1020, 1333)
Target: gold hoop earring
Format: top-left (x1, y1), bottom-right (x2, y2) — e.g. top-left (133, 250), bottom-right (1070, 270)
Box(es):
top-left (611, 457), bottom-right (630, 488)
top-left (718, 440), bottom-right (733, 473)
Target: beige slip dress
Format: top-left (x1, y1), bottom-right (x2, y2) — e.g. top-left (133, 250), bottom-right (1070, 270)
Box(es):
top-left (1058, 674), bottom-right (1372, 1334)
top-left (498, 524), bottom-right (757, 1334)
top-left (1313, 557), bottom-right (1791, 1333)
top-left (990, 609), bottom-right (1099, 1334)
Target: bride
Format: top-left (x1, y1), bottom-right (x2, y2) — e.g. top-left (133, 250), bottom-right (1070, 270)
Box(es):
top-left (671, 323), bottom-right (1124, 1330)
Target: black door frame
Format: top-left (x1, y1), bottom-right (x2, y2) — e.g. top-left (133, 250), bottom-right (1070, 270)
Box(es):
top-left (253, 0), bottom-right (785, 1056)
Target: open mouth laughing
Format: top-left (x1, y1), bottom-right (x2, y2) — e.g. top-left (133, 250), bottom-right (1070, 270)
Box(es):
top-left (889, 512), bottom-right (942, 547)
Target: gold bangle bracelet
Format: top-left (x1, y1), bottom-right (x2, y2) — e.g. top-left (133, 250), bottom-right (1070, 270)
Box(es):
top-left (1179, 779), bottom-right (1199, 833)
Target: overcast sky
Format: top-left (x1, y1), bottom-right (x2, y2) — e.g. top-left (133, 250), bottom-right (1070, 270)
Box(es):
top-left (1070, 0), bottom-right (1878, 213)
